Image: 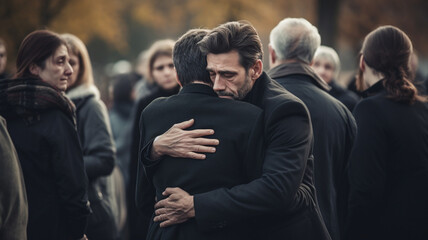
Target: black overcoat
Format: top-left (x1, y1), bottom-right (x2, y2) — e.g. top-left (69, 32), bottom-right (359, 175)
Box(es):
top-left (137, 84), bottom-right (264, 240)
top-left (269, 63), bottom-right (357, 240)
top-left (346, 81), bottom-right (428, 240)
top-left (193, 73), bottom-right (331, 240)
top-left (2, 109), bottom-right (90, 239)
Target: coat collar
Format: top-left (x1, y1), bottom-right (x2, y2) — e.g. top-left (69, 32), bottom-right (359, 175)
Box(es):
top-left (179, 83), bottom-right (218, 97)
top-left (66, 84), bottom-right (100, 100)
top-left (361, 79), bottom-right (385, 98)
top-left (268, 61), bottom-right (331, 92)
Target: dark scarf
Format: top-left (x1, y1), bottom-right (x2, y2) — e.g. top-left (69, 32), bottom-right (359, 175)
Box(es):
top-left (268, 61), bottom-right (331, 92)
top-left (0, 78), bottom-right (76, 125)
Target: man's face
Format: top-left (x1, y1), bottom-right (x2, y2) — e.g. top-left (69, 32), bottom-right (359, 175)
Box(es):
top-left (36, 45), bottom-right (73, 91)
top-left (0, 45), bottom-right (7, 74)
top-left (207, 50), bottom-right (254, 100)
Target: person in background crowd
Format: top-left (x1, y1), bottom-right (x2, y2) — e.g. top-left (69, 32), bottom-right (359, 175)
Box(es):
top-left (268, 18), bottom-right (356, 240)
top-left (0, 38), bottom-right (9, 79)
top-left (108, 73), bottom-right (138, 239)
top-left (346, 25), bottom-right (428, 240)
top-left (312, 45), bottom-right (360, 111)
top-left (409, 51), bottom-right (427, 94)
top-left (0, 115), bottom-right (28, 240)
top-left (128, 39), bottom-right (180, 240)
top-left (62, 33), bottom-right (118, 240)
top-left (0, 29), bottom-right (90, 240)
top-left (109, 73), bottom-right (137, 186)
top-left (134, 50), bottom-right (156, 100)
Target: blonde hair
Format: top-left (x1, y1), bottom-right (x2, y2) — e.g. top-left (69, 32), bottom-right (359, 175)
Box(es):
top-left (144, 39), bottom-right (175, 84)
top-left (61, 33), bottom-right (94, 88)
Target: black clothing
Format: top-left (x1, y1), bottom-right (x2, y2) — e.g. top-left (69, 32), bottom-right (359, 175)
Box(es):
top-left (128, 85), bottom-right (180, 239)
top-left (137, 83), bottom-right (264, 239)
top-left (193, 73), bottom-right (331, 240)
top-left (269, 62), bottom-right (357, 240)
top-left (0, 78), bottom-right (90, 239)
top-left (68, 85), bottom-right (117, 240)
top-left (346, 80), bottom-right (428, 240)
top-left (329, 81), bottom-right (360, 112)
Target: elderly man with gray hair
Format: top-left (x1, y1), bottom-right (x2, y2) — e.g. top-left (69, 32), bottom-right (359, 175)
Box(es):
top-left (268, 18), bottom-right (357, 240)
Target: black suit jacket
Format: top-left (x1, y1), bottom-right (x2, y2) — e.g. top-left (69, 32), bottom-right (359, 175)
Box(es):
top-left (194, 73), bottom-right (331, 240)
top-left (346, 81), bottom-right (428, 240)
top-left (136, 83), bottom-right (264, 240)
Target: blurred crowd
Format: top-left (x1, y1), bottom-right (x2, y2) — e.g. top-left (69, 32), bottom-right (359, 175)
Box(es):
top-left (0, 16), bottom-right (427, 240)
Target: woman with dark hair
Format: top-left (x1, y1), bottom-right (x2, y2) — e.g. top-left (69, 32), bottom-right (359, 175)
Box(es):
top-left (0, 30), bottom-right (90, 239)
top-left (346, 26), bottom-right (428, 240)
top-left (62, 33), bottom-right (118, 240)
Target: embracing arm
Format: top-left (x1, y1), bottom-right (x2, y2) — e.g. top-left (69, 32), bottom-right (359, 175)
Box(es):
top-left (154, 101), bottom-right (312, 230)
top-left (140, 119), bottom-right (219, 168)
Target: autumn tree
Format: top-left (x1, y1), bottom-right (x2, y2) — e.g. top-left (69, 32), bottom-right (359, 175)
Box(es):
top-left (0, 0), bottom-right (128, 71)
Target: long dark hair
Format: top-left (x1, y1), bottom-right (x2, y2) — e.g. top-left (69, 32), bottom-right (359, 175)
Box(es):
top-left (15, 30), bottom-right (66, 79)
top-left (358, 26), bottom-right (426, 104)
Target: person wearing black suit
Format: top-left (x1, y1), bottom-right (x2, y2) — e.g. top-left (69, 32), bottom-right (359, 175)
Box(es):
top-left (136, 29), bottom-right (264, 240)
top-left (268, 18), bottom-right (357, 240)
top-left (346, 26), bottom-right (428, 240)
top-left (145, 22), bottom-right (331, 240)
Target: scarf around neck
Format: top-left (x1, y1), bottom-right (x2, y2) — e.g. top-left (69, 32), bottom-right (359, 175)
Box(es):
top-left (0, 78), bottom-right (76, 125)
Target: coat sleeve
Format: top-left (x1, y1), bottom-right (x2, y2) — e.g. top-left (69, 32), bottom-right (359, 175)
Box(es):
top-left (346, 99), bottom-right (387, 240)
top-left (80, 98), bottom-right (116, 180)
top-left (49, 112), bottom-right (91, 239)
top-left (194, 100), bottom-right (312, 231)
top-left (0, 117), bottom-right (28, 240)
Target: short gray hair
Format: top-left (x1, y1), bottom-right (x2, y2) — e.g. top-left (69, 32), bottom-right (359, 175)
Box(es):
top-left (314, 45), bottom-right (341, 78)
top-left (269, 18), bottom-right (321, 64)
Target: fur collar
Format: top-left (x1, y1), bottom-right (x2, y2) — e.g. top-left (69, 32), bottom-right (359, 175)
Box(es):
top-left (66, 84), bottom-right (100, 100)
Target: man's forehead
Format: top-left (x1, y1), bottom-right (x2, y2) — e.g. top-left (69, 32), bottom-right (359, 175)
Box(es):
top-left (206, 51), bottom-right (242, 70)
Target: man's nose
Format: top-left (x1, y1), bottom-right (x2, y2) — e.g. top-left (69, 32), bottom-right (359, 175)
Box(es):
top-left (212, 76), bottom-right (225, 91)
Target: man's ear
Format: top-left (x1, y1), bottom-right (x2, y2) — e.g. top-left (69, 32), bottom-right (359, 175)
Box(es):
top-left (250, 59), bottom-right (263, 81)
top-left (29, 63), bottom-right (39, 76)
top-left (268, 44), bottom-right (276, 66)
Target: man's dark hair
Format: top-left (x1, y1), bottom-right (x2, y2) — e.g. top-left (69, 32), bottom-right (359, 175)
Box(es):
top-left (173, 29), bottom-right (211, 86)
top-left (198, 21), bottom-right (263, 71)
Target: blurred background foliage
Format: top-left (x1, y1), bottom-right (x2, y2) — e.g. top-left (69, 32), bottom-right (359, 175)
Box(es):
top-left (1, 0), bottom-right (427, 79)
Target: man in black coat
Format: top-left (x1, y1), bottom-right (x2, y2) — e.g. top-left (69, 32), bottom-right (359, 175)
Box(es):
top-left (143, 22), bottom-right (331, 240)
top-left (268, 18), bottom-right (357, 240)
top-left (136, 29), bottom-right (264, 239)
